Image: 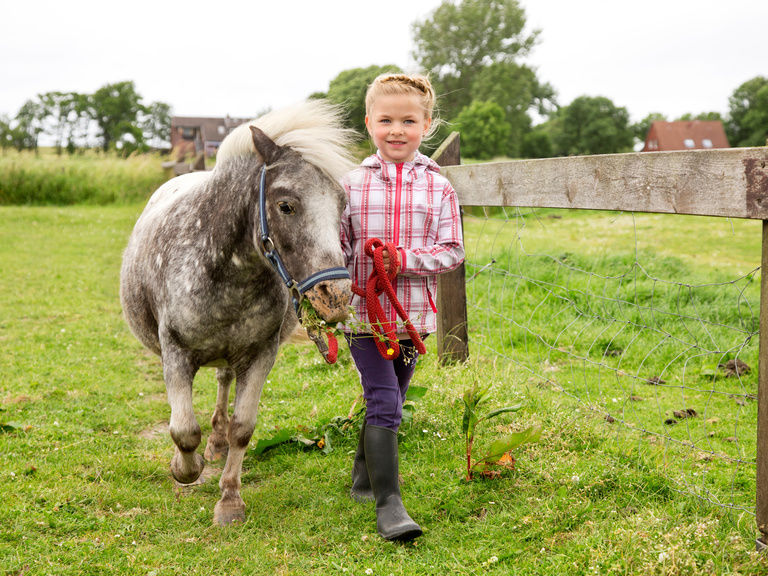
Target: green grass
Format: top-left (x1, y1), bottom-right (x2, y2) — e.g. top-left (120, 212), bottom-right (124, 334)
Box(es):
top-left (1, 204), bottom-right (767, 575)
top-left (0, 149), bottom-right (168, 205)
top-left (463, 209), bottom-right (762, 513)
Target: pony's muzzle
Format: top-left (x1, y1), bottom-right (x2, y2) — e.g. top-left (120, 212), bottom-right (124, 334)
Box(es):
top-left (304, 278), bottom-right (352, 323)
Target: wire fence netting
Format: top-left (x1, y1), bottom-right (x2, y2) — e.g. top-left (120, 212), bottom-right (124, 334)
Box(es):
top-left (463, 206), bottom-right (761, 518)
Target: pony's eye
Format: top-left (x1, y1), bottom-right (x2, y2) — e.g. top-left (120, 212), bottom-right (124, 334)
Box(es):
top-left (277, 201), bottom-right (295, 215)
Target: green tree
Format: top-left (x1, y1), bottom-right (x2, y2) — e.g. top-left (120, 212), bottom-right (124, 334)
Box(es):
top-left (553, 96), bottom-right (634, 156)
top-left (88, 81), bottom-right (146, 153)
top-left (520, 128), bottom-right (553, 159)
top-left (412, 0), bottom-right (554, 157)
top-left (454, 100), bottom-right (510, 160)
top-left (39, 91), bottom-right (85, 155)
top-left (631, 112), bottom-right (667, 142)
top-left (14, 99), bottom-right (46, 152)
top-left (67, 93), bottom-right (93, 153)
top-left (471, 61), bottom-right (556, 156)
top-left (727, 76), bottom-right (768, 147)
top-left (675, 111), bottom-right (723, 122)
top-left (412, 0), bottom-right (540, 121)
top-left (324, 64), bottom-right (402, 135)
top-left (0, 114), bottom-right (12, 154)
top-left (142, 101), bottom-right (172, 149)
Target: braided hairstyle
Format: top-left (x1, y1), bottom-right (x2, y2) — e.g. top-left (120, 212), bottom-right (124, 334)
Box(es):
top-left (365, 74), bottom-right (440, 139)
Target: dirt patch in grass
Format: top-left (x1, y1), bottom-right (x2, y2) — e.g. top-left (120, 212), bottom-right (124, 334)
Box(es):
top-left (139, 421), bottom-right (168, 440)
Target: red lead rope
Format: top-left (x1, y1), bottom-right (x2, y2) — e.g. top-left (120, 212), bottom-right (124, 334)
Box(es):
top-left (323, 332), bottom-right (338, 363)
top-left (310, 238), bottom-right (426, 364)
top-left (352, 238), bottom-right (426, 360)
top-left (307, 325), bottom-right (339, 365)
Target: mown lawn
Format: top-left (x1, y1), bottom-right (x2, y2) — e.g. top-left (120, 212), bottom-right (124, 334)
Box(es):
top-left (1, 204), bottom-right (767, 575)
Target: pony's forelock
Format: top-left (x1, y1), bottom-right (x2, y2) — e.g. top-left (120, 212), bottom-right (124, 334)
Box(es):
top-left (215, 100), bottom-right (357, 182)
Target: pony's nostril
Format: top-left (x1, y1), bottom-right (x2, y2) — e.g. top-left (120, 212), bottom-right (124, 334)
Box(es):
top-left (318, 280), bottom-right (344, 299)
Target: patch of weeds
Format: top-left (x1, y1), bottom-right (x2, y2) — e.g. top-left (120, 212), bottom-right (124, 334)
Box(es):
top-left (462, 381), bottom-right (541, 481)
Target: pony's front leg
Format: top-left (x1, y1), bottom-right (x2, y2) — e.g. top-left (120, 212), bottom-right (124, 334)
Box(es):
top-left (204, 366), bottom-right (234, 462)
top-left (213, 348), bottom-right (275, 526)
top-left (162, 345), bottom-right (205, 484)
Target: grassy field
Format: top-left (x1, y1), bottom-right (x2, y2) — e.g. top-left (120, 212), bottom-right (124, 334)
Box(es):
top-left (1, 204), bottom-right (768, 575)
top-left (463, 209), bottom-right (762, 513)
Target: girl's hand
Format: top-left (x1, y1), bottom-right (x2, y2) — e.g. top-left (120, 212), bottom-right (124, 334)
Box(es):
top-left (382, 249), bottom-right (400, 275)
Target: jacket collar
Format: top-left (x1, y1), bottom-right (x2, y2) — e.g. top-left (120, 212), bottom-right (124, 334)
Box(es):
top-left (362, 151), bottom-right (441, 182)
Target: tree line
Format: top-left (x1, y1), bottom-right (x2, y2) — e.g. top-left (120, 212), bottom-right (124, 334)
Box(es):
top-left (314, 0), bottom-right (768, 160)
top-left (0, 81), bottom-right (171, 156)
top-left (4, 0), bottom-right (767, 160)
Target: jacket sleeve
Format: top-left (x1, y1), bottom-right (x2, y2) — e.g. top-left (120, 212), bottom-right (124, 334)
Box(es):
top-left (399, 181), bottom-right (464, 277)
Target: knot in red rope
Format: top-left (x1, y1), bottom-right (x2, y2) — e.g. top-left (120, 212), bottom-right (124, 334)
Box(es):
top-left (352, 238), bottom-right (426, 360)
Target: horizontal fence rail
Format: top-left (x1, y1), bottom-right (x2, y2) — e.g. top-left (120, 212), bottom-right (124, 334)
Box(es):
top-left (442, 147), bottom-right (768, 218)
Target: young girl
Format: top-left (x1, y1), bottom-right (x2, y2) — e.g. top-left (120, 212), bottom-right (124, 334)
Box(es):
top-left (340, 73), bottom-right (464, 541)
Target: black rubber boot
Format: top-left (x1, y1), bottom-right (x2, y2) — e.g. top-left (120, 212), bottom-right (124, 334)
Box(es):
top-left (364, 424), bottom-right (422, 542)
top-left (350, 420), bottom-right (374, 502)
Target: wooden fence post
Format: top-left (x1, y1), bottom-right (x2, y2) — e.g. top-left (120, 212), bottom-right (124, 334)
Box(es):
top-left (757, 220), bottom-right (768, 551)
top-left (431, 132), bottom-right (469, 363)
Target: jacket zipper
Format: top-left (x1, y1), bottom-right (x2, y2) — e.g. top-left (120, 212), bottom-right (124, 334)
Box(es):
top-left (391, 163), bottom-right (404, 324)
top-left (392, 163), bottom-right (403, 244)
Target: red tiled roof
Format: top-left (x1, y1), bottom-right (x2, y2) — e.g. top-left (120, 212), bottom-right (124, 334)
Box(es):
top-left (643, 121), bottom-right (729, 152)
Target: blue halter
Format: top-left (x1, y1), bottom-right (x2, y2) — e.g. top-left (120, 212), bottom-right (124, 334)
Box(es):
top-left (257, 165), bottom-right (350, 313)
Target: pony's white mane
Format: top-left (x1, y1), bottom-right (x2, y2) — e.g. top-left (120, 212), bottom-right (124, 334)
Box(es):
top-left (215, 100), bottom-right (357, 182)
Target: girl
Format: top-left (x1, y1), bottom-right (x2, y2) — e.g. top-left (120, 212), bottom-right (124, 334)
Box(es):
top-left (340, 73), bottom-right (464, 541)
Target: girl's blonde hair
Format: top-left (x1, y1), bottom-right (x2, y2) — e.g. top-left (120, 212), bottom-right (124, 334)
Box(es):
top-left (365, 73), bottom-right (440, 139)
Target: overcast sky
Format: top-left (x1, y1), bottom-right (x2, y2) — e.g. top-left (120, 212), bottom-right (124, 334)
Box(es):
top-left (1, 0), bottom-right (766, 124)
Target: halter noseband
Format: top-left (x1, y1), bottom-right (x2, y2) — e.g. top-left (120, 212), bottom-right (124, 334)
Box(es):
top-left (257, 165), bottom-right (350, 313)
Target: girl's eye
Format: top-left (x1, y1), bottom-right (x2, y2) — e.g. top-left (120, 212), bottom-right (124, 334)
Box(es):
top-left (278, 201), bottom-right (295, 215)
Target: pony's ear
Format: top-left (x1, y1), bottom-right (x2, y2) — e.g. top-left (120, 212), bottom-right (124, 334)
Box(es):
top-left (249, 126), bottom-right (281, 164)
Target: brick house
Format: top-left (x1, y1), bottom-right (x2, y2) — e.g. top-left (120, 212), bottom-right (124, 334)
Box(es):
top-left (170, 116), bottom-right (250, 160)
top-left (642, 120), bottom-right (729, 152)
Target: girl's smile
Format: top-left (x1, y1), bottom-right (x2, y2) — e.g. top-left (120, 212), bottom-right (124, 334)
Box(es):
top-left (366, 94), bottom-right (432, 163)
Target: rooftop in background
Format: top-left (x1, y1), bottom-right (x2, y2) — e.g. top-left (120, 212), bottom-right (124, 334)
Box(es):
top-left (170, 116), bottom-right (250, 161)
top-left (642, 120), bottom-right (730, 152)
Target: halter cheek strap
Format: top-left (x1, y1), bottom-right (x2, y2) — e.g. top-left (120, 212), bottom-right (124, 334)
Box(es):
top-left (257, 165), bottom-right (350, 314)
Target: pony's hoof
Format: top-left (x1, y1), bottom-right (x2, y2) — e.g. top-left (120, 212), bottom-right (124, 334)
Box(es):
top-left (204, 436), bottom-right (229, 462)
top-left (170, 451), bottom-right (205, 484)
top-left (213, 497), bottom-right (246, 526)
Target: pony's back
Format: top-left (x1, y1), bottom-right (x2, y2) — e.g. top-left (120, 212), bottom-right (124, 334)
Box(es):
top-left (216, 100), bottom-right (357, 182)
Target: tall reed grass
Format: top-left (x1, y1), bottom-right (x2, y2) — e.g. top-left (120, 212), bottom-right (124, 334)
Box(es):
top-left (0, 149), bottom-right (168, 205)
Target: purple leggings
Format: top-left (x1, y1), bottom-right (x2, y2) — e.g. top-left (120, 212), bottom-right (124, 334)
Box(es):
top-left (346, 334), bottom-right (425, 431)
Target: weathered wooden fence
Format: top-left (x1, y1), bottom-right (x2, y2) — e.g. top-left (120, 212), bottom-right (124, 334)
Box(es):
top-left (432, 133), bottom-right (768, 549)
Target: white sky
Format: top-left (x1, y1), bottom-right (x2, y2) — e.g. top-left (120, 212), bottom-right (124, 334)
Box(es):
top-left (1, 0), bottom-right (766, 123)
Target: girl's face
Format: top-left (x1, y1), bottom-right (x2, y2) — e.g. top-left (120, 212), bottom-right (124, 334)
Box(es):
top-left (365, 93), bottom-right (432, 163)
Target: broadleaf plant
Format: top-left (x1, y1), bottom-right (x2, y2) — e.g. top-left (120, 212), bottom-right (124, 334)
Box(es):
top-left (462, 382), bottom-right (540, 481)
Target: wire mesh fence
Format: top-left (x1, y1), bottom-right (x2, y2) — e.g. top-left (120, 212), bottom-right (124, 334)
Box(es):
top-left (462, 206), bottom-right (761, 518)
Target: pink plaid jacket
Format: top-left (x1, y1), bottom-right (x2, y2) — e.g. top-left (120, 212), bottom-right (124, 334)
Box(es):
top-left (340, 151), bottom-right (465, 335)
